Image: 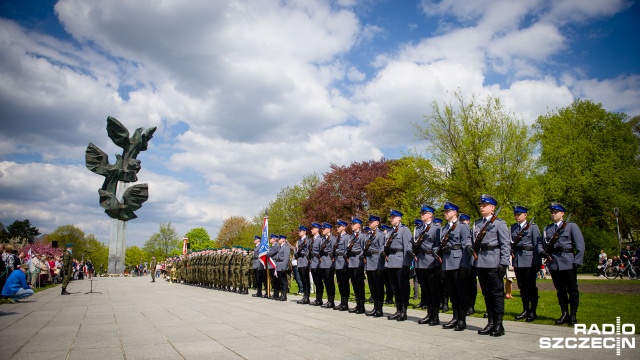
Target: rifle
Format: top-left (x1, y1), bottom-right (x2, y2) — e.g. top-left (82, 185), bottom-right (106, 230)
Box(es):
top-left (414, 223), bottom-right (433, 253)
top-left (319, 235), bottom-right (331, 258)
top-left (472, 206), bottom-right (502, 259)
top-left (435, 221), bottom-right (458, 263)
top-left (383, 226), bottom-right (399, 261)
top-left (543, 213), bottom-right (572, 262)
top-left (331, 233), bottom-right (342, 261)
top-left (362, 229), bottom-right (378, 264)
top-left (511, 216), bottom-right (535, 248)
top-left (346, 232), bottom-right (360, 260)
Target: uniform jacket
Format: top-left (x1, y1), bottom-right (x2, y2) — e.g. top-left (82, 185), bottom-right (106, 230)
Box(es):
top-left (414, 222), bottom-right (441, 269)
top-left (275, 242), bottom-right (291, 272)
top-left (364, 229), bottom-right (386, 271)
top-left (252, 244), bottom-right (264, 270)
top-left (385, 224), bottom-right (413, 269)
top-left (267, 243), bottom-right (280, 270)
top-left (510, 222), bottom-right (542, 268)
top-left (539, 222), bottom-right (585, 271)
top-left (319, 235), bottom-right (336, 269)
top-left (439, 221), bottom-right (471, 271)
top-left (347, 231), bottom-right (365, 268)
top-left (296, 237), bottom-right (309, 268)
top-left (310, 235), bottom-right (322, 269)
top-left (471, 217), bottom-right (510, 268)
top-left (333, 233), bottom-right (347, 270)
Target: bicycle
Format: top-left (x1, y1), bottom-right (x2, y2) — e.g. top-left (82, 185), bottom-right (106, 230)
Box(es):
top-left (604, 262), bottom-right (637, 280)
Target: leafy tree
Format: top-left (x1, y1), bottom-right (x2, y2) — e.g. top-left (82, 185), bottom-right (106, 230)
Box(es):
top-left (302, 159), bottom-right (389, 224)
top-left (46, 225), bottom-right (88, 256)
top-left (216, 216), bottom-right (251, 247)
top-left (414, 91), bottom-right (537, 218)
top-left (1, 219), bottom-right (41, 244)
top-left (366, 155), bottom-right (443, 223)
top-left (143, 222), bottom-right (181, 260)
top-left (184, 227), bottom-right (214, 251)
top-left (125, 245), bottom-right (150, 270)
top-left (84, 234), bottom-right (109, 273)
top-left (266, 173), bottom-right (320, 238)
top-left (535, 100), bottom-right (640, 230)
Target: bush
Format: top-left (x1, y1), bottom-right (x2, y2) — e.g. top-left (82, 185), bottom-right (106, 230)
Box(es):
top-left (580, 227), bottom-right (619, 273)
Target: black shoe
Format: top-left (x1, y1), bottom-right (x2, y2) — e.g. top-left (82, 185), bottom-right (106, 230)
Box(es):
top-left (280, 295), bottom-right (287, 302)
top-left (526, 311), bottom-right (537, 322)
top-left (441, 303), bottom-right (449, 313)
top-left (490, 314), bottom-right (505, 337)
top-left (311, 300), bottom-right (323, 306)
top-left (356, 300), bottom-right (366, 314)
top-left (442, 308), bottom-right (458, 329)
top-left (466, 307), bottom-right (475, 315)
top-left (325, 302), bottom-right (335, 309)
top-left (454, 309), bottom-right (466, 331)
top-left (414, 302), bottom-right (426, 309)
top-left (429, 307), bottom-right (440, 326)
top-left (555, 306), bottom-right (569, 325)
top-left (339, 302), bottom-right (349, 311)
top-left (387, 309), bottom-right (401, 320)
top-left (373, 301), bottom-right (384, 318)
top-left (515, 310), bottom-right (528, 321)
top-left (483, 313), bottom-right (489, 318)
top-left (300, 297), bottom-right (311, 305)
top-left (385, 299), bottom-right (394, 305)
top-left (397, 306), bottom-right (407, 321)
top-left (367, 297), bottom-right (373, 303)
top-left (253, 293), bottom-right (263, 298)
top-left (478, 312), bottom-right (494, 335)
top-left (418, 313), bottom-right (431, 324)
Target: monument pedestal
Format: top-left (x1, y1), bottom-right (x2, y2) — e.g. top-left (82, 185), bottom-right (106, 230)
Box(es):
top-left (107, 181), bottom-right (128, 274)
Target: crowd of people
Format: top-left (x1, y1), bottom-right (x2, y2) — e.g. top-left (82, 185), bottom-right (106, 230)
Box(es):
top-left (163, 196), bottom-right (584, 338)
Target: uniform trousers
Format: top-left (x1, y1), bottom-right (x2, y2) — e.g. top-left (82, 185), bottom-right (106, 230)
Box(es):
top-left (311, 267), bottom-right (324, 301)
top-left (416, 268), bottom-right (429, 304)
top-left (335, 268), bottom-right (349, 298)
top-left (255, 269), bottom-right (266, 294)
top-left (388, 266), bottom-right (411, 307)
top-left (384, 271), bottom-right (393, 301)
top-left (268, 268), bottom-right (280, 294)
top-left (477, 267), bottom-right (504, 315)
top-left (443, 268), bottom-right (469, 310)
top-left (467, 266), bottom-right (478, 308)
top-left (549, 268), bottom-right (579, 307)
top-left (298, 266), bottom-right (310, 297)
top-left (423, 267), bottom-right (442, 307)
top-left (366, 269), bottom-right (385, 302)
top-left (278, 270), bottom-right (289, 294)
top-left (320, 268), bottom-right (336, 300)
top-left (514, 266), bottom-right (538, 306)
top-left (349, 267), bottom-right (365, 300)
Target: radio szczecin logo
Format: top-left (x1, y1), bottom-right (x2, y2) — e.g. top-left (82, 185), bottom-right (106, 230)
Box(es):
top-left (539, 317), bottom-right (635, 356)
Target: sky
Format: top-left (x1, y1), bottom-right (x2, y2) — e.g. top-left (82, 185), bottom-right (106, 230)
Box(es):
top-left (1, 0), bottom-right (639, 247)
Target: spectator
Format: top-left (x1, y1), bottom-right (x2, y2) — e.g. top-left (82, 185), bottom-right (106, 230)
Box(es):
top-left (28, 252), bottom-right (43, 287)
top-left (504, 257), bottom-right (515, 299)
top-left (0, 244), bottom-right (7, 294)
top-left (39, 255), bottom-right (50, 284)
top-left (634, 247), bottom-right (640, 267)
top-left (155, 262), bottom-right (161, 279)
top-left (291, 257), bottom-right (303, 295)
top-left (86, 260), bottom-right (94, 279)
top-left (598, 250), bottom-right (607, 266)
top-left (1, 263), bottom-right (34, 303)
top-left (620, 245), bottom-right (631, 266)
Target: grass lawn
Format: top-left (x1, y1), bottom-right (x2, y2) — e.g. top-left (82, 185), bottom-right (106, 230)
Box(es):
top-left (285, 276), bottom-right (640, 333)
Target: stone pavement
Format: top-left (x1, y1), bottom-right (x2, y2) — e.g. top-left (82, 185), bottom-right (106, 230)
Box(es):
top-left (0, 277), bottom-right (637, 360)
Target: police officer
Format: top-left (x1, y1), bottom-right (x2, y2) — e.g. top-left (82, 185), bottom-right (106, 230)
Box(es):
top-left (347, 217), bottom-right (366, 314)
top-left (266, 234), bottom-right (280, 299)
top-left (309, 223), bottom-right (324, 306)
top-left (511, 205), bottom-right (542, 322)
top-left (382, 209), bottom-right (413, 321)
top-left (252, 236), bottom-right (265, 297)
top-left (459, 213), bottom-right (478, 315)
top-left (333, 220), bottom-right (350, 311)
top-left (276, 235), bottom-right (291, 301)
top-left (295, 226), bottom-right (311, 304)
top-left (439, 202), bottom-right (471, 331)
top-left (473, 194), bottom-right (510, 337)
top-left (415, 205), bottom-right (442, 325)
top-left (539, 202), bottom-right (584, 326)
top-left (364, 215), bottom-right (386, 317)
top-left (319, 223), bottom-right (336, 308)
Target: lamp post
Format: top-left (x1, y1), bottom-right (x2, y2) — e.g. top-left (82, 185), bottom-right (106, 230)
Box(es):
top-left (614, 208), bottom-right (622, 254)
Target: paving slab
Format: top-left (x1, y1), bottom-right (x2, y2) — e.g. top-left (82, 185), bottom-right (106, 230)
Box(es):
top-left (0, 276), bottom-right (637, 360)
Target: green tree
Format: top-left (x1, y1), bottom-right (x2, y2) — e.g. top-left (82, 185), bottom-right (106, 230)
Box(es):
top-left (84, 234), bottom-right (109, 274)
top-left (216, 216), bottom-right (251, 248)
top-left (184, 227), bottom-right (214, 251)
top-left (366, 155), bottom-right (443, 223)
top-left (1, 219), bottom-right (41, 244)
top-left (266, 173), bottom-right (320, 238)
top-left (46, 225), bottom-right (88, 256)
top-left (143, 222), bottom-right (181, 260)
top-left (414, 91), bottom-right (537, 218)
top-left (535, 100), bottom-right (640, 230)
top-left (125, 245), bottom-right (150, 271)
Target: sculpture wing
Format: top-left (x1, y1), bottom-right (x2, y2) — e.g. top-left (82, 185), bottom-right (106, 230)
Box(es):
top-left (85, 143), bottom-right (111, 176)
top-left (106, 116), bottom-right (130, 148)
top-left (121, 184), bottom-right (149, 220)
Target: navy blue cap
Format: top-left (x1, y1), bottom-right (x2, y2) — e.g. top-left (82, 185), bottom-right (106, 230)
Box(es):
top-left (299, 225), bottom-right (308, 232)
top-left (459, 213), bottom-right (471, 221)
top-left (368, 215), bottom-right (381, 222)
top-left (479, 194), bottom-right (498, 206)
top-left (381, 224), bottom-right (392, 230)
top-left (550, 202), bottom-right (566, 212)
top-left (270, 234), bottom-right (278, 239)
top-left (322, 222), bottom-right (333, 229)
top-left (513, 205), bottom-right (528, 214)
top-left (364, 226), bottom-right (371, 232)
top-left (414, 219), bottom-right (424, 226)
top-left (336, 220), bottom-right (348, 227)
top-left (254, 235), bottom-right (261, 240)
top-left (433, 218), bottom-right (443, 224)
top-left (311, 222), bottom-right (321, 228)
top-left (443, 202), bottom-right (459, 211)
top-left (278, 235), bottom-right (287, 239)
top-left (390, 209), bottom-right (403, 217)
top-left (420, 204), bottom-right (435, 213)
top-left (351, 217), bottom-right (363, 224)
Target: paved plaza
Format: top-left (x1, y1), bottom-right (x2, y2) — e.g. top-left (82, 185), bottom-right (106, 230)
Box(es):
top-left (0, 277), bottom-right (637, 360)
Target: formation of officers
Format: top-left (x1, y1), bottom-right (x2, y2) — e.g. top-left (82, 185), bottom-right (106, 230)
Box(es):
top-left (168, 195), bottom-right (586, 338)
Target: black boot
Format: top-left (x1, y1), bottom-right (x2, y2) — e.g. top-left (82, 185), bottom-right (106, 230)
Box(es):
top-left (373, 301), bottom-right (384, 318)
top-left (61, 287), bottom-right (70, 295)
top-left (555, 305), bottom-right (569, 325)
top-left (300, 296), bottom-right (311, 305)
top-left (339, 297), bottom-right (349, 311)
top-left (418, 307), bottom-right (432, 324)
top-left (366, 300), bottom-right (377, 316)
top-left (397, 305), bottom-right (407, 321)
top-left (333, 297), bottom-right (343, 310)
top-left (356, 298), bottom-right (366, 314)
top-left (442, 308), bottom-right (458, 329)
top-left (441, 297), bottom-right (449, 313)
top-left (490, 313), bottom-right (505, 337)
top-left (429, 306), bottom-right (440, 326)
top-left (253, 292), bottom-right (263, 298)
top-left (296, 295), bottom-right (306, 304)
top-left (515, 301), bottom-right (529, 320)
top-left (387, 304), bottom-right (401, 320)
top-left (478, 311), bottom-right (494, 335)
top-left (349, 299), bottom-right (359, 313)
top-left (527, 298), bottom-right (538, 322)
top-left (569, 304), bottom-right (578, 325)
top-left (280, 294), bottom-right (287, 301)
top-left (454, 308), bottom-right (466, 331)
top-left (466, 306), bottom-right (475, 315)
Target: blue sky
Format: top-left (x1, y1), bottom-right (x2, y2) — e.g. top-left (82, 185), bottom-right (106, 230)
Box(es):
top-left (1, 0), bottom-right (639, 247)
